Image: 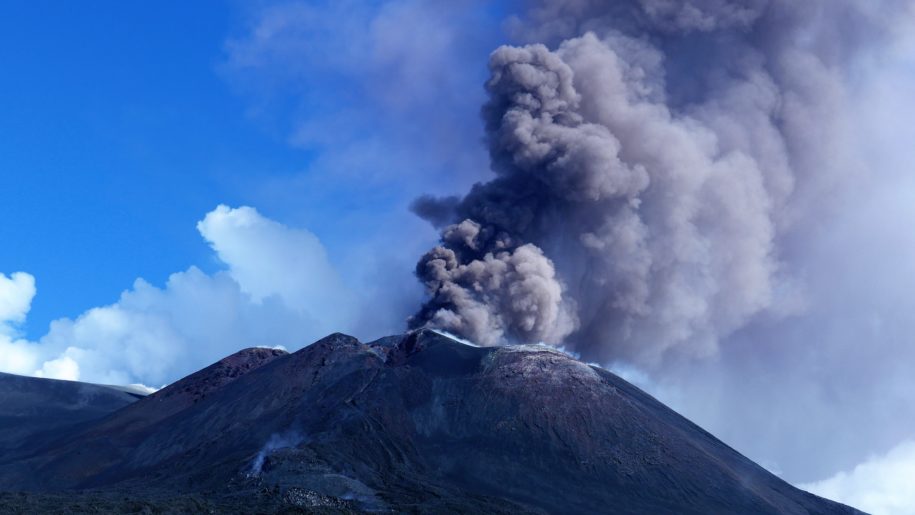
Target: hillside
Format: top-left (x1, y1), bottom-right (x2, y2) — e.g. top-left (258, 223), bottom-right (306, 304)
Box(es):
top-left (0, 331), bottom-right (861, 514)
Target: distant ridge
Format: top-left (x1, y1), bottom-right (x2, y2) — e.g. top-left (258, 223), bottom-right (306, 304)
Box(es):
top-left (0, 371), bottom-right (139, 458)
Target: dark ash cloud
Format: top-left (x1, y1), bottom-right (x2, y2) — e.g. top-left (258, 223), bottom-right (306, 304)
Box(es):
top-left (410, 0), bottom-right (913, 368)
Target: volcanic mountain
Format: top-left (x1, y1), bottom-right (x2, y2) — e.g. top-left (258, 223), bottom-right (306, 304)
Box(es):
top-left (0, 330), bottom-right (860, 514)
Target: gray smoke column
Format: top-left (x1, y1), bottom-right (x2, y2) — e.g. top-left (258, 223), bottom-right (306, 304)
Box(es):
top-left (411, 0), bottom-right (913, 365)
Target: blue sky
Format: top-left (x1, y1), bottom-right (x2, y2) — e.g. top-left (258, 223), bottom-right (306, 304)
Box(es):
top-left (1, 1), bottom-right (270, 336)
top-left (0, 1), bottom-right (507, 339)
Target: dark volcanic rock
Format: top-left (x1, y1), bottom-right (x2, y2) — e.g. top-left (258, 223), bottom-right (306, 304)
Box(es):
top-left (0, 347), bottom-right (287, 492)
top-left (113, 346), bottom-right (289, 428)
top-left (0, 372), bottom-right (140, 457)
top-left (0, 331), bottom-right (861, 514)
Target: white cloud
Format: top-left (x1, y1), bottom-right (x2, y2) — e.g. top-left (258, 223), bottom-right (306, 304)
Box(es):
top-left (125, 383), bottom-right (160, 395)
top-left (0, 272), bottom-right (43, 377)
top-left (34, 355), bottom-right (80, 382)
top-left (0, 338), bottom-right (41, 377)
top-left (800, 440), bottom-right (915, 515)
top-left (0, 272), bottom-right (35, 329)
top-left (0, 205), bottom-right (389, 386)
top-left (197, 204), bottom-right (354, 327)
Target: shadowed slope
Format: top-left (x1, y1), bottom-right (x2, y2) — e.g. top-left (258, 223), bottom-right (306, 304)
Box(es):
top-left (0, 372), bottom-right (141, 457)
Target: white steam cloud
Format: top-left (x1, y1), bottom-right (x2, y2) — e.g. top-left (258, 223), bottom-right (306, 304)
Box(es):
top-left (247, 429), bottom-right (307, 477)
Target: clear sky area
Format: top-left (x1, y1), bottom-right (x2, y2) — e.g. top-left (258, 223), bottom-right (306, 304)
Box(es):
top-left (0, 1), bottom-right (511, 339)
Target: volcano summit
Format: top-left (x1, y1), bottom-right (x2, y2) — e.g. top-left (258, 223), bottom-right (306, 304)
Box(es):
top-left (0, 330), bottom-right (859, 514)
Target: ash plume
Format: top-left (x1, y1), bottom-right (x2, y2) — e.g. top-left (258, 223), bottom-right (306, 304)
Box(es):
top-left (411, 0), bottom-right (914, 365)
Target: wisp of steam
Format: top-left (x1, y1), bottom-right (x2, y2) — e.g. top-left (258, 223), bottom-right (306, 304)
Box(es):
top-left (247, 430), bottom-right (306, 477)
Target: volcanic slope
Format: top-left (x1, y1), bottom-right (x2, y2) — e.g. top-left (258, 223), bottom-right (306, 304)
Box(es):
top-left (0, 371), bottom-right (142, 459)
top-left (0, 331), bottom-right (861, 514)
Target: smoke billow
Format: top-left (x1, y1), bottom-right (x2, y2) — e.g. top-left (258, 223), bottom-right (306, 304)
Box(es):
top-left (410, 0), bottom-right (913, 366)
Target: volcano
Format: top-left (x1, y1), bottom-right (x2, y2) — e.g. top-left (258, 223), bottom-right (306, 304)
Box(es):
top-left (0, 330), bottom-right (860, 514)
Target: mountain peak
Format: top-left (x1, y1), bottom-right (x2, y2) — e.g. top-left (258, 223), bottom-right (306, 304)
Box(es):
top-left (150, 346), bottom-right (288, 406)
top-left (0, 332), bottom-right (859, 514)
